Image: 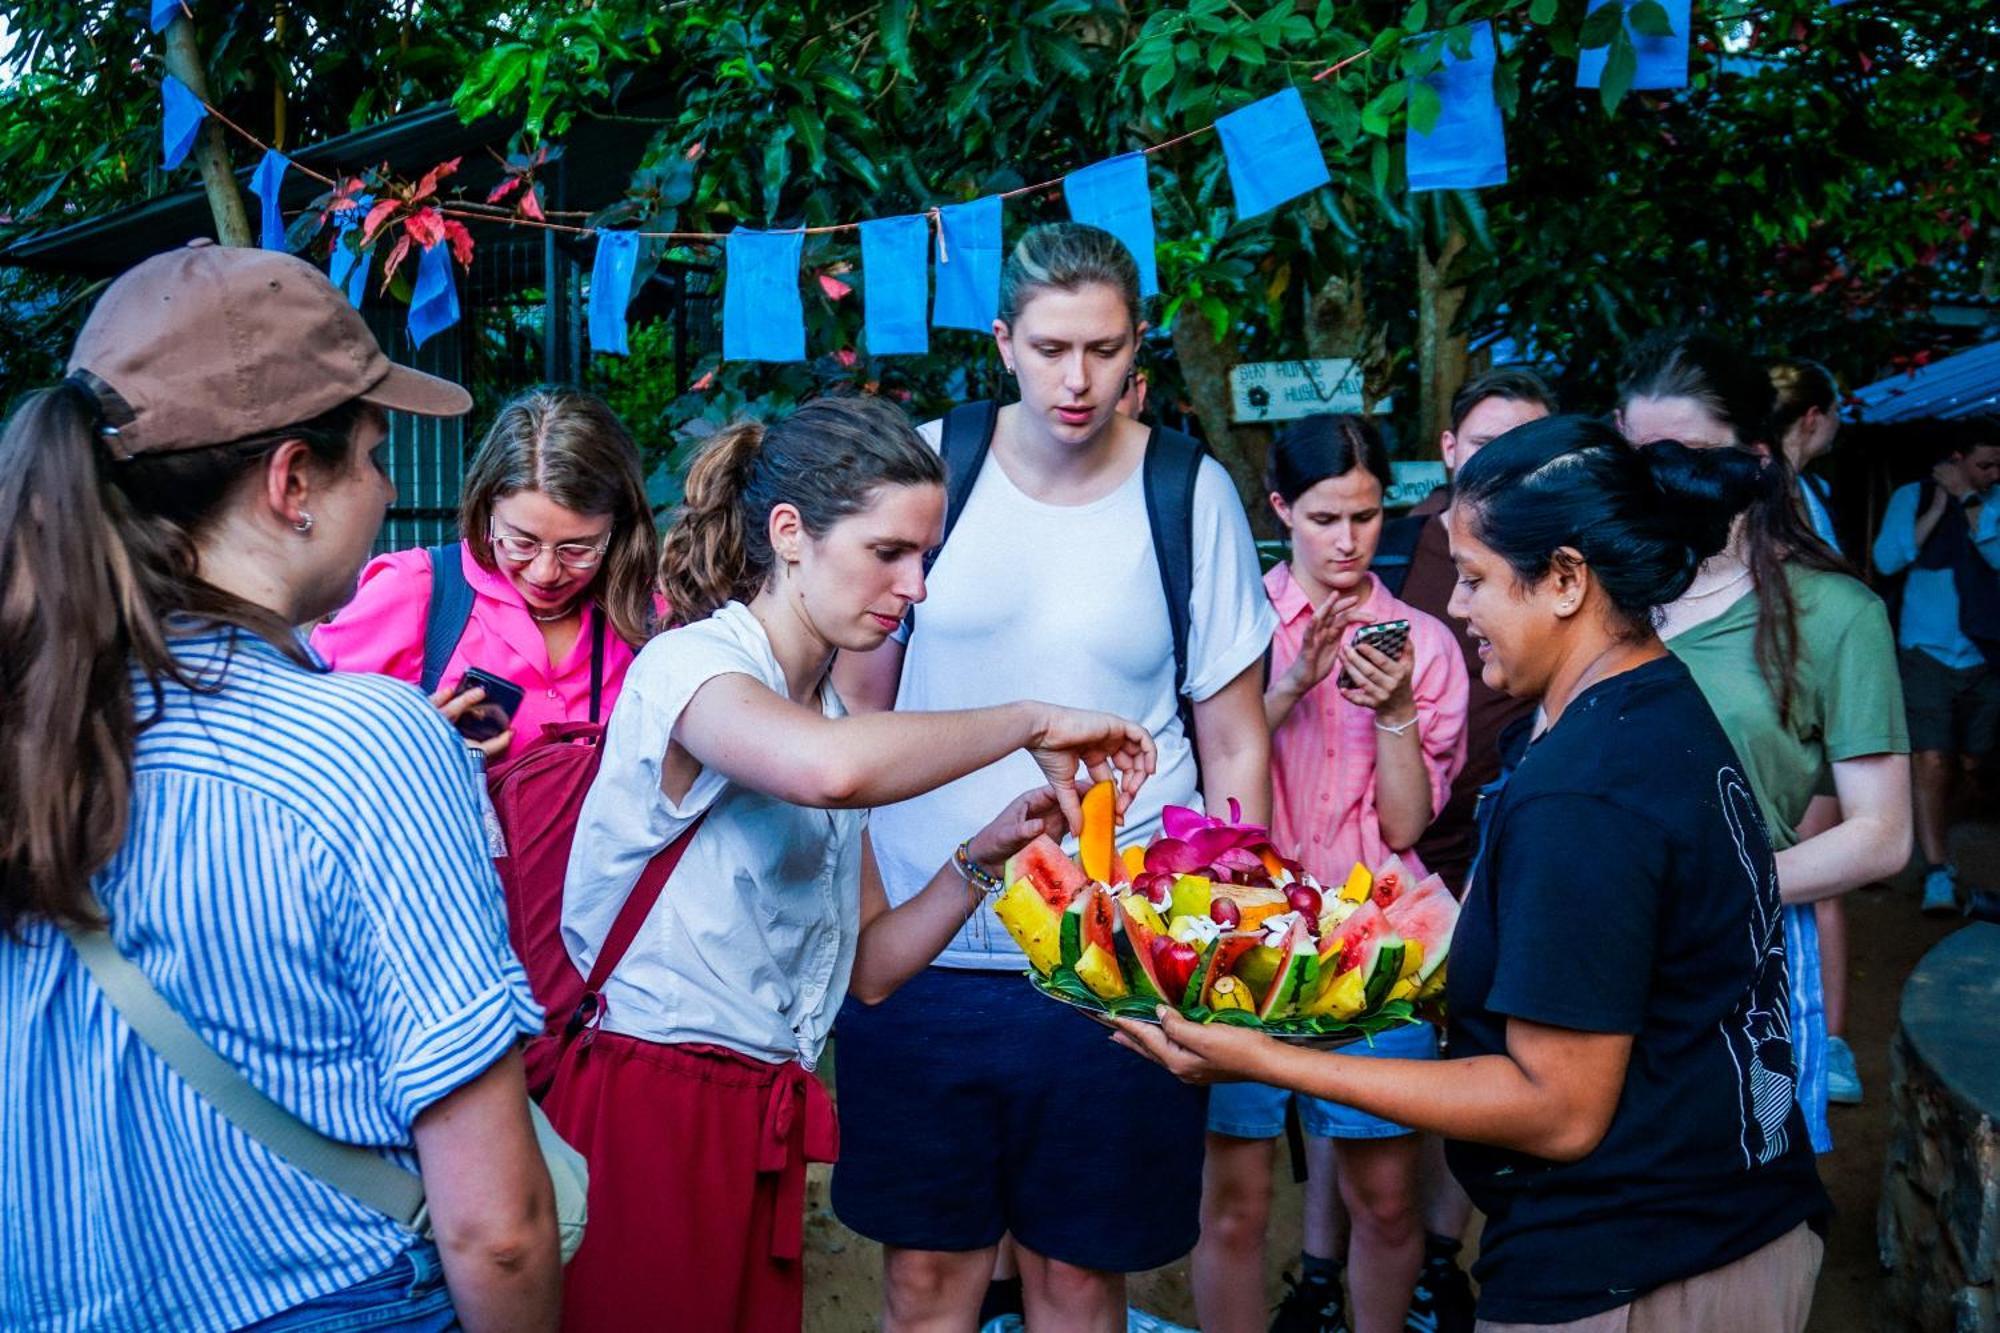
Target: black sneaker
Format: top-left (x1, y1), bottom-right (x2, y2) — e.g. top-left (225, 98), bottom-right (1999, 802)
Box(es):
top-left (1405, 1252), bottom-right (1476, 1333)
top-left (1270, 1271), bottom-right (1348, 1333)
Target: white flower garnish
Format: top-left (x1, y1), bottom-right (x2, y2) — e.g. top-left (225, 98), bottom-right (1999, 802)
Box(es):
top-left (1169, 913), bottom-right (1223, 947)
top-left (1260, 911), bottom-right (1305, 946)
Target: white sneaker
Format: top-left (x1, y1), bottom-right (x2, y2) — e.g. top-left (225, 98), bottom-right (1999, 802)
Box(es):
top-left (1922, 865), bottom-right (1959, 916)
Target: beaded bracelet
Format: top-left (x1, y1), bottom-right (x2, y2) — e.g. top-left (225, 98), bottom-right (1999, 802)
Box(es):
top-left (953, 841), bottom-right (1004, 897)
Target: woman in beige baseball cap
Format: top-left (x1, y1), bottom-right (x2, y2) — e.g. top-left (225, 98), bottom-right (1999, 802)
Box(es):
top-left (0, 244), bottom-right (562, 1331)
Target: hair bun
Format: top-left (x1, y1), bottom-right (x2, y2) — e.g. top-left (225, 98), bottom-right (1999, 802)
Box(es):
top-left (1639, 439), bottom-right (1770, 565)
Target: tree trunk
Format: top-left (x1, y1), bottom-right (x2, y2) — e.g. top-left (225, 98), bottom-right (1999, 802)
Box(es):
top-left (1172, 307), bottom-right (1272, 535)
top-left (1416, 220), bottom-right (1470, 450)
top-left (161, 18), bottom-right (254, 248)
top-left (1306, 270), bottom-right (1393, 413)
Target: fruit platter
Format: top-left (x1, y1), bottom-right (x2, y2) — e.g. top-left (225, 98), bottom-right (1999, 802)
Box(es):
top-left (993, 785), bottom-right (1457, 1045)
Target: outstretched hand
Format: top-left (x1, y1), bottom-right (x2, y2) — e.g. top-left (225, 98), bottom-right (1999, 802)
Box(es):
top-left (1111, 1008), bottom-right (1279, 1085)
top-left (1027, 704), bottom-right (1157, 835)
top-left (966, 788), bottom-right (1069, 879)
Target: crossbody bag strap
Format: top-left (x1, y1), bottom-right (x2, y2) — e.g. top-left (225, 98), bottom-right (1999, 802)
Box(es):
top-left (565, 813), bottom-right (709, 1043)
top-left (60, 920), bottom-right (426, 1228)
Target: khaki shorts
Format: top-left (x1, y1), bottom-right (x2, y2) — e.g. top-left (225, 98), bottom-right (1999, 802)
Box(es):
top-left (1475, 1221), bottom-right (1823, 1333)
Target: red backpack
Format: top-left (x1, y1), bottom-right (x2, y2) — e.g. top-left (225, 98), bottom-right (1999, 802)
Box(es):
top-left (487, 716), bottom-right (700, 1096)
top-left (417, 558), bottom-right (698, 1095)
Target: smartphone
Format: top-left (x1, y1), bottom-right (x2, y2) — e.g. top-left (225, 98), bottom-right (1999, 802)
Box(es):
top-left (1337, 619), bottom-right (1412, 690)
top-left (451, 667), bottom-right (525, 742)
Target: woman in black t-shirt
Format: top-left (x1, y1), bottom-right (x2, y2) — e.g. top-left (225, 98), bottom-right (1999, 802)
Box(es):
top-left (1119, 416), bottom-right (1831, 1331)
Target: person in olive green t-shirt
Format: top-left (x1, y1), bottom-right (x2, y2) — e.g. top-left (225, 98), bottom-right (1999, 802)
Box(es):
top-left (1621, 329), bottom-right (1912, 1147)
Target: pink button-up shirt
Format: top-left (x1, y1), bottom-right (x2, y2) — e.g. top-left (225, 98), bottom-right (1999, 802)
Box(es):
top-left (311, 541), bottom-right (643, 755)
top-left (1266, 564), bottom-right (1469, 886)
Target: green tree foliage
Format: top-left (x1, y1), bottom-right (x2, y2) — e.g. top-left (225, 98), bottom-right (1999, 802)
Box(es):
top-left (2, 2), bottom-right (1995, 490)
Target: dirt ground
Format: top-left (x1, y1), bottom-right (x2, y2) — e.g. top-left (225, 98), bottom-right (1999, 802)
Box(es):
top-left (801, 829), bottom-right (1987, 1331)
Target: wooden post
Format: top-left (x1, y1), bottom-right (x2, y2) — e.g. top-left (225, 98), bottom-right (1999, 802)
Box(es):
top-left (160, 17), bottom-right (253, 248)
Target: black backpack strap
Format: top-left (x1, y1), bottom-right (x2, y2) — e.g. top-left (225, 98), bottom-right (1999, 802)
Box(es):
top-left (420, 541), bottom-right (476, 695)
top-left (936, 400), bottom-right (1000, 558)
top-left (1372, 512), bottom-right (1428, 599)
top-left (587, 604), bottom-right (608, 725)
top-left (1142, 426), bottom-right (1205, 760)
top-left (908, 400), bottom-right (1001, 637)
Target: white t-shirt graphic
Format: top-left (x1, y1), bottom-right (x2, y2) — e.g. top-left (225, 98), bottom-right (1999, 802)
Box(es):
top-left (871, 435), bottom-right (1276, 969)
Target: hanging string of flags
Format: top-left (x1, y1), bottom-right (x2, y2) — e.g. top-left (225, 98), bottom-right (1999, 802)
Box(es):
top-left (155, 7), bottom-right (1700, 359)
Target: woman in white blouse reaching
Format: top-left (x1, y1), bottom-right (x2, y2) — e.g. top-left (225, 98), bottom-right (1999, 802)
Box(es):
top-left (551, 393), bottom-right (1156, 1333)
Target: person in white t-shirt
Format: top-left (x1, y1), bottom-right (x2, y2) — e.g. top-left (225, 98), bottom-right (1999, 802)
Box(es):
top-left (552, 394), bottom-right (1156, 1333)
top-left (830, 223), bottom-right (1277, 1332)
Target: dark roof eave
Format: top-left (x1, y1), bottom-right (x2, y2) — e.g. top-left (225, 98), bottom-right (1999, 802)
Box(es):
top-left (0, 103), bottom-right (514, 277)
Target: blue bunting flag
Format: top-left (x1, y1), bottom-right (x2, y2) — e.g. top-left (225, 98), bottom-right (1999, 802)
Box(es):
top-left (932, 197), bottom-right (1003, 332)
top-left (1064, 154), bottom-right (1159, 298)
top-left (150, 0), bottom-right (185, 32)
top-left (1577, 0), bottom-right (1691, 91)
top-left (1407, 22), bottom-right (1508, 193)
top-left (588, 230), bottom-right (641, 356)
top-left (859, 214), bottom-right (930, 356)
top-left (250, 150), bottom-right (290, 252)
top-left (1215, 87), bottom-right (1330, 219)
top-left (722, 229), bottom-right (807, 363)
top-left (407, 241), bottom-right (460, 351)
top-left (161, 74), bottom-right (205, 172)
top-left (327, 195), bottom-right (373, 308)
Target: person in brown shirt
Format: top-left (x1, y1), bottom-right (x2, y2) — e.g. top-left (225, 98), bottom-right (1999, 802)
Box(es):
top-left (1373, 365), bottom-right (1557, 1333)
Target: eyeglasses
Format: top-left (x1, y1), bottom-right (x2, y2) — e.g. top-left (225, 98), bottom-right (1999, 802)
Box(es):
top-left (488, 523), bottom-right (611, 571)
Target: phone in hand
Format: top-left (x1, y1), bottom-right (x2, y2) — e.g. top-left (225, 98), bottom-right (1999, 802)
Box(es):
top-left (451, 667), bottom-right (525, 742)
top-left (1336, 619), bottom-right (1412, 690)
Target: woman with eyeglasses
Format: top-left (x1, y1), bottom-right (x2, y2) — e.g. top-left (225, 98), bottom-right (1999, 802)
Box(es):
top-left (314, 388), bottom-right (660, 758)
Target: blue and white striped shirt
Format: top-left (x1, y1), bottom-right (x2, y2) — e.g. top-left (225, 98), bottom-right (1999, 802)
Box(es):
top-left (1, 627), bottom-right (540, 1332)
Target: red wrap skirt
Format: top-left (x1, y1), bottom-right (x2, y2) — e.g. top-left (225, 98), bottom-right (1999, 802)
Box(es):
top-left (542, 1032), bottom-right (838, 1332)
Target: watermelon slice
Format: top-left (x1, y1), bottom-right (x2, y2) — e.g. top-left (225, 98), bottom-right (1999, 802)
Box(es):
top-left (1255, 918), bottom-right (1320, 1021)
top-left (1368, 854), bottom-right (1414, 909)
top-left (1359, 930), bottom-right (1408, 1010)
top-left (1182, 931), bottom-right (1256, 1014)
top-left (1119, 899), bottom-right (1172, 1003)
top-left (1384, 874), bottom-right (1458, 982)
top-left (1007, 835), bottom-right (1088, 910)
top-left (1322, 900), bottom-right (1390, 976)
top-left (1059, 884), bottom-right (1118, 970)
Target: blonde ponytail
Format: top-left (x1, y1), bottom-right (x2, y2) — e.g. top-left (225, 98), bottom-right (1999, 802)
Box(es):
top-left (659, 421), bottom-right (766, 625)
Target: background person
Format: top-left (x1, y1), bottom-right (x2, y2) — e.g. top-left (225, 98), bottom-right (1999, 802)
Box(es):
top-left (1767, 356), bottom-right (1867, 1104)
top-left (1, 246), bottom-right (559, 1332)
top-left (553, 395), bottom-right (1158, 1332)
top-left (1871, 424), bottom-right (2000, 915)
top-left (1194, 415), bottom-right (1466, 1333)
top-left (1121, 417), bottom-right (1831, 1333)
top-left (831, 223), bottom-right (1276, 1333)
top-left (1620, 330), bottom-right (1910, 1154)
top-left (313, 387), bottom-right (659, 759)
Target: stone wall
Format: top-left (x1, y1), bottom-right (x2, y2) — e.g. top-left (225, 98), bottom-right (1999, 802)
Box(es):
top-left (1879, 924), bottom-right (2000, 1331)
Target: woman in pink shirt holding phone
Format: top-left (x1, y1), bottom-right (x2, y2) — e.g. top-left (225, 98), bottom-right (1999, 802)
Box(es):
top-left (1195, 415), bottom-right (1468, 1333)
top-left (313, 387), bottom-right (659, 755)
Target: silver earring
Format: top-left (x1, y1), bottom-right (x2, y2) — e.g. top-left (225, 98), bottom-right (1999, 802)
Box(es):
top-left (292, 512), bottom-right (314, 534)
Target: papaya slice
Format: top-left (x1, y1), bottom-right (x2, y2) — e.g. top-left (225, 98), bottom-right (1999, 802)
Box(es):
top-left (1079, 780), bottom-right (1116, 885)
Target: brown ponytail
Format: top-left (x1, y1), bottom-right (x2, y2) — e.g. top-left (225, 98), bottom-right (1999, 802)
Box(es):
top-left (0, 384), bottom-right (363, 934)
top-left (657, 395), bottom-right (945, 627)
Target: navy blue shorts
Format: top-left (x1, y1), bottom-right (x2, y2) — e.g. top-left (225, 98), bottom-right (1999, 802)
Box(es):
top-left (830, 967), bottom-right (1207, 1272)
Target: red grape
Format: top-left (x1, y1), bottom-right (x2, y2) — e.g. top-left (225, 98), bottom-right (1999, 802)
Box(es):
top-left (1210, 898), bottom-right (1242, 928)
top-left (1286, 884), bottom-right (1323, 920)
